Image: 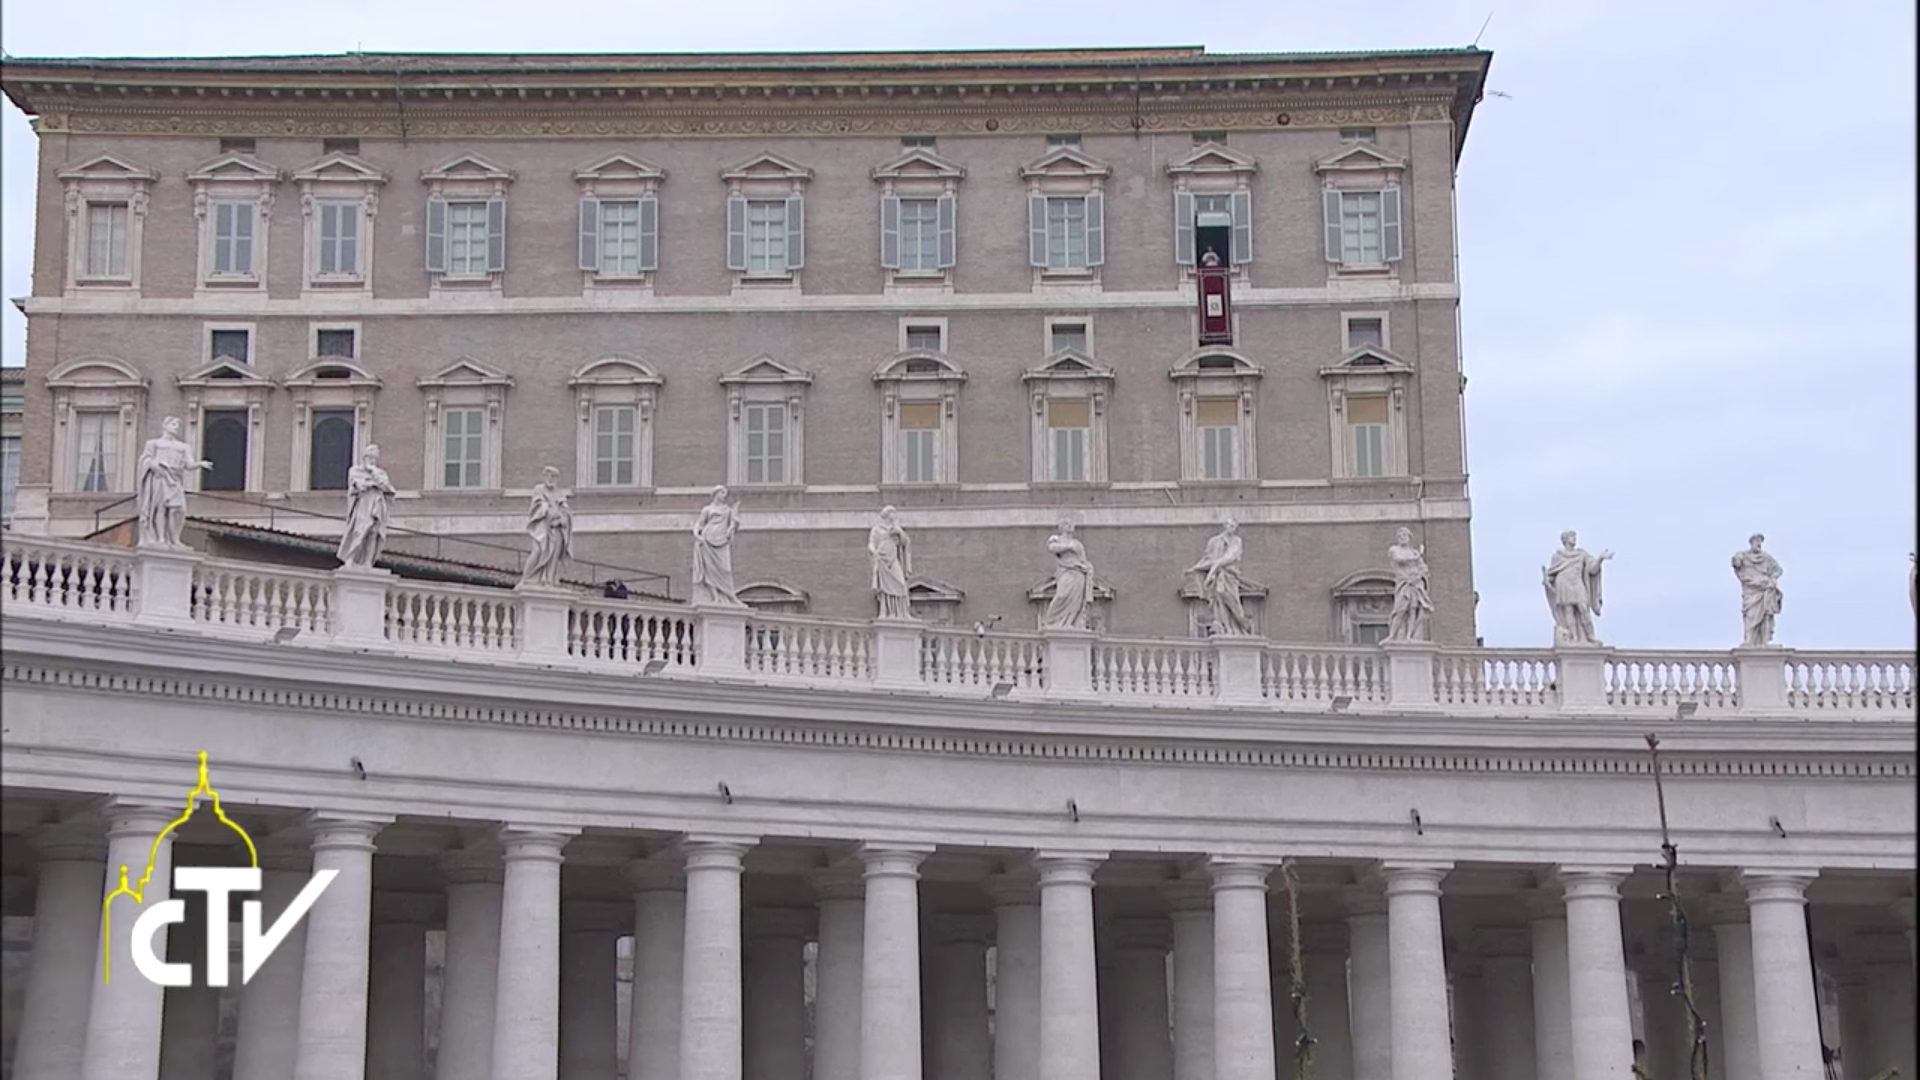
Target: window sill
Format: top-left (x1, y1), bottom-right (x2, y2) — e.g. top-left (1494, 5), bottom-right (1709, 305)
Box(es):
top-left (1038, 267), bottom-right (1096, 279)
top-left (1178, 477), bottom-right (1261, 489)
top-left (1330, 263), bottom-right (1395, 277)
top-left (433, 274), bottom-right (499, 286)
top-left (200, 276), bottom-right (262, 288)
top-left (731, 482), bottom-right (805, 494)
top-left (1030, 479), bottom-right (1109, 490)
top-left (72, 276), bottom-right (135, 288)
top-left (306, 275), bottom-right (367, 288)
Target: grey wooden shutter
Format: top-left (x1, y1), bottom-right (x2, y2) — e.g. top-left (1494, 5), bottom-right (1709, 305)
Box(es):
top-left (936, 192), bottom-right (956, 269)
top-left (1028, 194), bottom-right (1048, 267)
top-left (880, 194), bottom-right (901, 269)
top-left (1085, 192), bottom-right (1105, 267)
top-left (485, 197), bottom-right (506, 273)
top-left (785, 194), bottom-right (804, 270)
top-left (1231, 189), bottom-right (1253, 265)
top-left (1174, 190), bottom-right (1195, 266)
top-left (424, 196), bottom-right (447, 273)
top-left (638, 195), bottom-right (659, 272)
top-left (1381, 187), bottom-right (1402, 262)
top-left (1322, 190), bottom-right (1344, 263)
top-left (577, 197), bottom-right (601, 271)
top-left (726, 195), bottom-right (747, 271)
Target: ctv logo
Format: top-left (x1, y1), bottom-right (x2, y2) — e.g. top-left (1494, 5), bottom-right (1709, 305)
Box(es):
top-left (101, 751), bottom-right (336, 987)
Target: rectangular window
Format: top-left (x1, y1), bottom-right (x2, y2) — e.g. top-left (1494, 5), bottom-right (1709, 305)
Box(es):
top-left (318, 201), bottom-right (361, 276)
top-left (1340, 192), bottom-right (1384, 265)
top-left (1347, 394), bottom-right (1389, 477)
top-left (212, 201), bottom-right (256, 275)
top-left (746, 199), bottom-right (789, 275)
top-left (1192, 131), bottom-right (1227, 144)
top-left (85, 203), bottom-right (129, 278)
top-left (73, 411), bottom-right (119, 492)
top-left (1, 434), bottom-right (20, 521)
top-left (1046, 134), bottom-right (1082, 148)
top-left (210, 329), bottom-right (251, 364)
top-left (315, 329), bottom-right (356, 358)
top-left (442, 407), bottom-right (485, 488)
top-left (1045, 197), bottom-right (1088, 270)
top-left (1352, 621), bottom-right (1390, 646)
top-left (200, 408), bottom-right (249, 492)
top-left (1340, 127), bottom-right (1377, 142)
top-left (1346, 318), bottom-right (1384, 350)
top-left (900, 135), bottom-right (937, 149)
top-left (322, 137), bottom-right (360, 156)
top-left (445, 201), bottom-right (492, 276)
top-left (308, 408), bottom-right (356, 490)
top-left (219, 137), bottom-right (257, 155)
top-left (593, 405), bottom-right (637, 486)
top-left (1046, 398), bottom-right (1090, 482)
top-left (598, 200), bottom-right (644, 275)
top-left (743, 402), bottom-right (787, 484)
top-left (896, 198), bottom-right (942, 272)
top-left (898, 401), bottom-right (942, 484)
top-left (1050, 323), bottom-right (1088, 355)
top-left (1196, 398), bottom-right (1239, 480)
top-left (904, 325), bottom-right (944, 352)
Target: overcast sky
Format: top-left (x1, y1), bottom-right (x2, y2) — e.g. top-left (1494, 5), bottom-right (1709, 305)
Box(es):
top-left (2, 1), bottom-right (1913, 651)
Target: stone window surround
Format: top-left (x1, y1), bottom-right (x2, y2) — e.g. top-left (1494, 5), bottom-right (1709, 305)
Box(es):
top-left (1166, 141), bottom-right (1258, 272)
top-left (292, 152), bottom-right (387, 295)
top-left (203, 321), bottom-right (257, 366)
top-left (57, 154), bottom-right (159, 295)
top-left (1314, 143), bottom-right (1407, 278)
top-left (176, 360), bottom-right (272, 492)
top-left (1023, 350), bottom-right (1114, 485)
top-left (570, 356), bottom-right (663, 490)
top-left (187, 153), bottom-right (283, 292)
top-left (721, 355), bottom-right (813, 488)
top-left (1332, 569), bottom-right (1396, 644)
top-left (873, 348), bottom-right (966, 487)
top-left (283, 360), bottom-right (380, 493)
top-left (898, 316), bottom-right (949, 353)
top-left (574, 152), bottom-right (666, 291)
top-left (907, 577), bottom-right (965, 626)
top-left (309, 320), bottom-right (362, 362)
top-left (418, 358), bottom-right (513, 492)
top-left (1169, 348), bottom-right (1263, 484)
top-left (1043, 314), bottom-right (1094, 357)
top-left (1342, 310), bottom-right (1392, 352)
top-left (45, 356), bottom-right (148, 493)
top-left (1179, 575), bottom-right (1269, 638)
top-left (1321, 346), bottom-right (1414, 480)
top-left (721, 152), bottom-right (813, 292)
top-left (1020, 145), bottom-right (1111, 286)
top-left (872, 146), bottom-right (966, 292)
top-left (421, 154), bottom-right (515, 294)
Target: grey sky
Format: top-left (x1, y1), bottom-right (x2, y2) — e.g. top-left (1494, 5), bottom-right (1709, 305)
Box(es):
top-left (3, 1), bottom-right (1913, 650)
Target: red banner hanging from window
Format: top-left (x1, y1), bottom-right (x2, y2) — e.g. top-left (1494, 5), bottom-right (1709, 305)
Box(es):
top-left (1197, 264), bottom-right (1233, 345)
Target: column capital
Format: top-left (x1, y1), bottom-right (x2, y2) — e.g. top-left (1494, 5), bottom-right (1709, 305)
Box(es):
top-left (1163, 876), bottom-right (1213, 913)
top-left (1207, 857), bottom-right (1274, 892)
top-left (1033, 851), bottom-right (1108, 886)
top-left (1555, 864), bottom-right (1631, 900)
top-left (746, 906), bottom-right (817, 942)
top-left (100, 800), bottom-right (182, 839)
top-left (986, 870), bottom-right (1041, 907)
top-left (1379, 860), bottom-right (1451, 896)
top-left (1103, 915), bottom-right (1171, 952)
top-left (1739, 869), bottom-right (1818, 904)
top-left (439, 845), bottom-right (504, 885)
top-left (807, 863), bottom-right (867, 902)
top-left (929, 912), bottom-right (996, 946)
top-left (495, 826), bottom-right (576, 863)
top-left (1474, 926), bottom-right (1534, 959)
top-left (561, 900), bottom-right (631, 934)
top-left (858, 842), bottom-right (934, 880)
top-left (625, 853), bottom-right (686, 893)
top-left (373, 890), bottom-right (441, 926)
top-left (678, 833), bottom-right (757, 871)
top-left (27, 820), bottom-right (107, 862)
top-left (304, 812), bottom-right (390, 851)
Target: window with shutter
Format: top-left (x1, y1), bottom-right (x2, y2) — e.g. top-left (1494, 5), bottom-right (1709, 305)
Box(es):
top-left (597, 200), bottom-right (645, 275)
top-left (744, 199), bottom-right (790, 275)
top-left (1044, 197), bottom-right (1089, 269)
top-left (1174, 191), bottom-right (1196, 266)
top-left (935, 193), bottom-right (956, 269)
top-left (578, 197), bottom-right (601, 272)
top-left (425, 197), bottom-right (448, 273)
top-left (785, 194), bottom-right (804, 270)
top-left (485, 198), bottom-right (506, 273)
top-left (637, 196), bottom-right (659, 272)
top-left (895, 197), bottom-right (941, 271)
top-left (880, 194), bottom-right (901, 269)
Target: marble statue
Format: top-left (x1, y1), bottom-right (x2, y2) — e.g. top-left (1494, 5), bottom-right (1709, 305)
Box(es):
top-left (1385, 526), bottom-right (1434, 644)
top-left (336, 443), bottom-right (395, 569)
top-left (868, 506), bottom-right (914, 620)
top-left (1186, 519), bottom-right (1252, 636)
top-left (1041, 520), bottom-right (1096, 631)
top-left (691, 486), bottom-right (744, 607)
top-left (521, 466), bottom-right (574, 588)
top-left (135, 415), bottom-right (210, 549)
top-left (1542, 530), bottom-right (1613, 646)
top-left (1731, 533), bottom-right (1783, 647)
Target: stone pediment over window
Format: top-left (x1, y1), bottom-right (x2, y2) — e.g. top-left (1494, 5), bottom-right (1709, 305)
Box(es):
top-left (1319, 346), bottom-right (1414, 378)
top-left (909, 577), bottom-right (965, 605)
top-left (571, 356), bottom-right (663, 391)
top-left (721, 355), bottom-right (814, 389)
top-left (284, 360), bottom-right (381, 389)
top-left (421, 154), bottom-right (515, 194)
top-left (874, 350), bottom-right (967, 386)
top-left (1170, 349), bottom-right (1263, 381)
top-left (420, 358), bottom-right (514, 390)
top-left (1024, 349), bottom-right (1114, 386)
top-left (186, 152), bottom-right (285, 187)
top-left (1018, 146), bottom-right (1112, 182)
top-left (720, 152), bottom-right (814, 187)
top-left (57, 153), bottom-right (160, 188)
top-left (871, 147), bottom-right (967, 185)
top-left (178, 359), bottom-right (272, 388)
top-left (574, 153), bottom-right (667, 187)
top-left (47, 356), bottom-right (146, 392)
top-left (738, 581), bottom-right (810, 613)
top-left (1313, 143), bottom-right (1407, 183)
top-left (1166, 142), bottom-right (1258, 181)
top-left (293, 153), bottom-right (390, 188)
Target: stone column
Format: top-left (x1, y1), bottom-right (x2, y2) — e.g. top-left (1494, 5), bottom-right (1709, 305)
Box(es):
top-left (1210, 858), bottom-right (1276, 1080)
top-left (743, 907), bottom-right (813, 1080)
top-left (811, 867), bottom-right (865, 1080)
top-left (1036, 852), bottom-right (1106, 1080)
top-left (627, 859), bottom-right (686, 1080)
top-left (559, 901), bottom-right (625, 1080)
top-left (1530, 911), bottom-right (1574, 1080)
top-left (1744, 871), bottom-right (1826, 1078)
top-left (291, 816), bottom-right (385, 1080)
top-left (1559, 867), bottom-right (1634, 1080)
top-left (1347, 895), bottom-right (1393, 1080)
top-left (486, 830), bottom-right (573, 1080)
top-left (366, 893), bottom-right (434, 1080)
top-left (989, 872), bottom-right (1044, 1080)
top-left (680, 836), bottom-right (755, 1080)
top-left (1713, 905), bottom-right (1763, 1080)
top-left (859, 844), bottom-right (933, 1080)
top-left (1301, 922), bottom-right (1355, 1080)
top-left (158, 906), bottom-right (221, 1080)
top-left (233, 851), bottom-right (314, 1080)
top-left (437, 848), bottom-right (504, 1080)
top-left (1382, 862), bottom-right (1452, 1080)
top-left (13, 824), bottom-right (106, 1080)
top-left (1476, 927), bottom-right (1537, 1080)
top-left (82, 804), bottom-right (178, 1080)
top-left (1106, 916), bottom-right (1174, 1080)
top-left (1861, 945), bottom-right (1918, 1079)
top-left (924, 913), bottom-right (994, 1080)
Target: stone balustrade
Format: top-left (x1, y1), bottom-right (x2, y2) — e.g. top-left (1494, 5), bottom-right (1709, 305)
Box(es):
top-left (4, 534), bottom-right (1913, 719)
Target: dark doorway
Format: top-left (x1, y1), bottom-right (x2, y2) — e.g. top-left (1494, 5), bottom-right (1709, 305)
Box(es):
top-left (201, 410), bottom-right (249, 491)
top-left (310, 410), bottom-right (356, 491)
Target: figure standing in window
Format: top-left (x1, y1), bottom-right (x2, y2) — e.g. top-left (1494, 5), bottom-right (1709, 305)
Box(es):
top-left (868, 505), bottom-right (914, 620)
top-left (336, 443), bottom-right (394, 569)
top-left (135, 416), bottom-right (210, 549)
top-left (521, 466), bottom-right (574, 588)
top-left (1187, 518), bottom-right (1251, 636)
top-left (1542, 529), bottom-right (1612, 646)
top-left (692, 485), bottom-right (744, 607)
top-left (1385, 526), bottom-right (1433, 643)
top-left (1199, 247), bottom-right (1222, 267)
top-left (1041, 520), bottom-right (1096, 631)
top-left (1731, 533), bottom-right (1783, 647)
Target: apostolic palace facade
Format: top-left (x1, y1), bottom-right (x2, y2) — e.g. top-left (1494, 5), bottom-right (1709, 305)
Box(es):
top-left (0, 46), bottom-right (1913, 1080)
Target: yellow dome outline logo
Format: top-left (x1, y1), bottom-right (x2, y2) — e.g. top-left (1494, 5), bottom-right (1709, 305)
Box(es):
top-left (100, 751), bottom-right (259, 984)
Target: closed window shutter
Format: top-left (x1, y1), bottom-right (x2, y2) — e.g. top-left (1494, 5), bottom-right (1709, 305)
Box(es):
top-left (1085, 192), bottom-right (1105, 267)
top-left (1028, 194), bottom-right (1048, 267)
top-left (936, 193), bottom-right (956, 269)
top-left (486, 198), bottom-right (507, 273)
top-left (785, 194), bottom-right (805, 270)
top-left (638, 195), bottom-right (659, 272)
top-left (578, 197), bottom-right (601, 271)
top-left (425, 197), bottom-right (447, 272)
top-left (1231, 189), bottom-right (1253, 265)
top-left (1174, 190), bottom-right (1195, 266)
top-left (726, 195), bottom-right (747, 271)
top-left (1322, 190), bottom-right (1343, 263)
top-left (1381, 187), bottom-right (1403, 263)
top-left (880, 194), bottom-right (901, 269)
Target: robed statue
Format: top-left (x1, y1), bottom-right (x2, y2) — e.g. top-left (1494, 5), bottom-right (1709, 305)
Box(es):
top-left (336, 444), bottom-right (395, 569)
top-left (868, 506), bottom-right (914, 620)
top-left (691, 486), bottom-right (744, 607)
top-left (1041, 521), bottom-right (1096, 631)
top-left (1385, 527), bottom-right (1433, 643)
top-left (521, 466), bottom-right (574, 588)
top-left (1542, 530), bottom-right (1613, 646)
top-left (135, 415), bottom-right (210, 549)
top-left (1186, 519), bottom-right (1252, 636)
top-left (1731, 533), bottom-right (1783, 646)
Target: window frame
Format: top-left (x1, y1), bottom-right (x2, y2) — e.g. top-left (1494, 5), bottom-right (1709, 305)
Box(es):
top-left (204, 322), bottom-right (256, 366)
top-left (1342, 311), bottom-right (1391, 352)
top-left (874, 344), bottom-right (966, 487)
top-left (1023, 347), bottom-right (1114, 485)
top-left (721, 355), bottom-right (813, 488)
top-left (418, 358), bottom-right (514, 492)
top-left (1169, 349), bottom-right (1263, 484)
top-left (873, 146), bottom-right (965, 291)
top-left (574, 153), bottom-right (666, 291)
top-left (1332, 571), bottom-right (1397, 645)
top-left (1167, 141), bottom-right (1259, 271)
top-left (187, 153), bottom-right (282, 292)
top-left (58, 155), bottom-right (159, 295)
top-left (176, 359), bottom-right (273, 493)
top-left (311, 321), bottom-right (361, 362)
top-left (570, 356), bottom-right (662, 490)
top-left (1320, 347), bottom-right (1414, 481)
top-left (439, 406), bottom-right (488, 489)
top-left (1020, 146), bottom-right (1111, 285)
top-left (1313, 143), bottom-right (1409, 276)
top-left (45, 357), bottom-right (147, 494)
top-left (420, 154), bottom-right (514, 293)
top-left (285, 360), bottom-right (380, 493)
top-left (294, 151), bottom-right (387, 295)
top-left (721, 152), bottom-right (813, 292)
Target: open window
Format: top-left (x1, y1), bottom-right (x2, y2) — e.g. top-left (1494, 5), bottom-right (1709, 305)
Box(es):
top-left (1167, 142), bottom-right (1257, 271)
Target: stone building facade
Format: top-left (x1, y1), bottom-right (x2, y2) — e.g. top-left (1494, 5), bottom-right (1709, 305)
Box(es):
top-left (1, 47), bottom-right (1487, 640)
